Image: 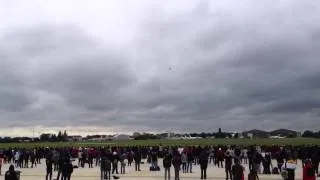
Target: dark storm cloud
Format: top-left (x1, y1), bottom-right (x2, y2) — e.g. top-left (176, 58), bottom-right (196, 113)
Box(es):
top-left (131, 0), bottom-right (320, 131)
top-left (1, 0), bottom-right (320, 135)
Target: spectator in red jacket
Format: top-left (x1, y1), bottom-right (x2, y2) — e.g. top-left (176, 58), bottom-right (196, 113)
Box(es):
top-left (303, 159), bottom-right (316, 180)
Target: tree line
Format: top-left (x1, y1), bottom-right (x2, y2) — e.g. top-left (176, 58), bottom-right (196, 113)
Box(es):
top-left (39, 130), bottom-right (68, 142)
top-left (0, 130), bottom-right (68, 143)
top-left (0, 129), bottom-right (319, 143)
top-left (301, 130), bottom-right (320, 138)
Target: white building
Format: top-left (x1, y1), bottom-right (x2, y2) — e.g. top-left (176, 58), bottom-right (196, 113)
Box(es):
top-left (67, 135), bottom-right (83, 142)
top-left (112, 134), bottom-right (132, 141)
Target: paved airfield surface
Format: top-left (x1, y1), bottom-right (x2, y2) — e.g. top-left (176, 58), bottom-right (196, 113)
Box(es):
top-left (0, 159), bottom-right (313, 180)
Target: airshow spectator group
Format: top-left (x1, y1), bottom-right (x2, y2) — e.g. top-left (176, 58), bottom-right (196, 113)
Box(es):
top-left (0, 145), bottom-right (319, 180)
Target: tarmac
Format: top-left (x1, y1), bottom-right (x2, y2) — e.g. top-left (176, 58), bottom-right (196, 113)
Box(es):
top-left (0, 159), bottom-right (314, 180)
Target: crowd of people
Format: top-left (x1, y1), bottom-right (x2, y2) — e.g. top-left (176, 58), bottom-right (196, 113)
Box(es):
top-left (0, 145), bottom-right (319, 180)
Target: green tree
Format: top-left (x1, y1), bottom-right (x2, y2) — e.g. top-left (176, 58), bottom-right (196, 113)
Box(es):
top-left (57, 131), bottom-right (62, 141)
top-left (63, 130), bottom-right (68, 141)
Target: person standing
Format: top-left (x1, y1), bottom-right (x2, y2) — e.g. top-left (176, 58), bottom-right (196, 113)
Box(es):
top-left (172, 152), bottom-right (182, 180)
top-left (242, 148), bottom-right (248, 164)
top-left (282, 158), bottom-right (297, 180)
top-left (5, 165), bottom-right (18, 180)
top-left (187, 151), bottom-right (194, 173)
top-left (199, 151), bottom-right (209, 179)
top-left (88, 151), bottom-right (94, 168)
top-left (127, 151), bottom-right (133, 167)
top-left (225, 151), bottom-right (233, 180)
top-left (56, 154), bottom-right (65, 180)
top-left (232, 159), bottom-right (245, 180)
top-left (217, 148), bottom-right (224, 168)
top-left (134, 150), bottom-right (142, 171)
top-left (163, 154), bottom-right (172, 180)
top-left (30, 152), bottom-right (36, 168)
top-left (248, 169), bottom-right (259, 180)
top-left (100, 157), bottom-right (107, 180)
top-left (252, 151), bottom-right (263, 174)
top-left (112, 152), bottom-right (119, 174)
top-left (61, 160), bottom-right (73, 180)
top-left (105, 158), bottom-right (112, 180)
top-left (181, 152), bottom-right (187, 173)
top-left (303, 159), bottom-right (316, 180)
top-left (120, 153), bottom-right (126, 174)
top-left (311, 151), bottom-right (319, 177)
top-left (14, 151), bottom-right (19, 168)
top-left (46, 158), bottom-right (53, 180)
top-left (0, 156), bottom-right (3, 176)
top-left (263, 152), bottom-right (272, 174)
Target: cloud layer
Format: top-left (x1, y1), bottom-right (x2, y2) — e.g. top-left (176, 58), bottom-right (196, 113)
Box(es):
top-left (1, 0), bottom-right (320, 136)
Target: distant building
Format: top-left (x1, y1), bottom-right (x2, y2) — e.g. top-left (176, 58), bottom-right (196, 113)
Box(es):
top-left (83, 135), bottom-right (113, 141)
top-left (242, 129), bottom-right (270, 138)
top-left (269, 129), bottom-right (299, 138)
top-left (67, 135), bottom-right (83, 142)
top-left (112, 134), bottom-right (132, 141)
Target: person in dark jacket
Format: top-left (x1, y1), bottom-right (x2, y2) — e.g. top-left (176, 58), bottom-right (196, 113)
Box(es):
top-left (163, 154), bottom-right (172, 180)
top-left (56, 155), bottom-right (65, 180)
top-left (263, 153), bottom-right (272, 174)
top-left (105, 158), bottom-right (112, 180)
top-left (225, 151), bottom-right (233, 180)
top-left (88, 152), bottom-right (94, 168)
top-left (172, 152), bottom-right (181, 180)
top-left (248, 169), bottom-right (259, 180)
top-left (5, 165), bottom-right (18, 180)
top-left (199, 151), bottom-right (209, 179)
top-left (100, 157), bottom-right (107, 180)
top-left (151, 151), bottom-right (158, 168)
top-left (61, 160), bottom-right (73, 180)
top-left (187, 151), bottom-right (194, 173)
top-left (232, 159), bottom-right (244, 180)
top-left (134, 150), bottom-right (142, 171)
top-left (311, 151), bottom-right (319, 176)
top-left (127, 151), bottom-right (133, 167)
top-left (46, 158), bottom-right (53, 180)
top-left (30, 152), bottom-right (36, 168)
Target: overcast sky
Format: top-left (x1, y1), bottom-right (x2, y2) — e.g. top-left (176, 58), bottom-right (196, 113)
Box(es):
top-left (0, 0), bottom-right (320, 136)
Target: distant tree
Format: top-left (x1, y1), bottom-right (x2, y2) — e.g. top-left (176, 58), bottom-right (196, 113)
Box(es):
top-left (200, 132), bottom-right (206, 138)
top-left (51, 134), bottom-right (57, 141)
top-left (302, 130), bottom-right (315, 138)
top-left (134, 133), bottom-right (158, 140)
top-left (0, 137), bottom-right (12, 143)
top-left (234, 133), bottom-right (239, 139)
top-left (63, 130), bottom-right (68, 141)
top-left (57, 131), bottom-right (62, 141)
top-left (132, 132), bottom-right (141, 138)
top-left (190, 133), bottom-right (199, 137)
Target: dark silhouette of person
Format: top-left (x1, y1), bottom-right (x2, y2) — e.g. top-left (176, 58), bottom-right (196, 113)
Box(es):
top-left (172, 151), bottom-right (181, 180)
top-left (225, 151), bottom-right (233, 180)
top-left (163, 154), bottom-right (172, 180)
top-left (199, 150), bottom-right (209, 179)
top-left (61, 159), bottom-right (73, 180)
top-left (134, 150), bottom-right (142, 171)
top-left (232, 159), bottom-right (244, 180)
top-left (46, 158), bottom-right (53, 180)
top-left (5, 165), bottom-right (18, 180)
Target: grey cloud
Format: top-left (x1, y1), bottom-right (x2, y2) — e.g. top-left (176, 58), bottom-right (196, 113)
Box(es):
top-left (1, 1), bottom-right (320, 134)
top-left (132, 0), bottom-right (320, 131)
